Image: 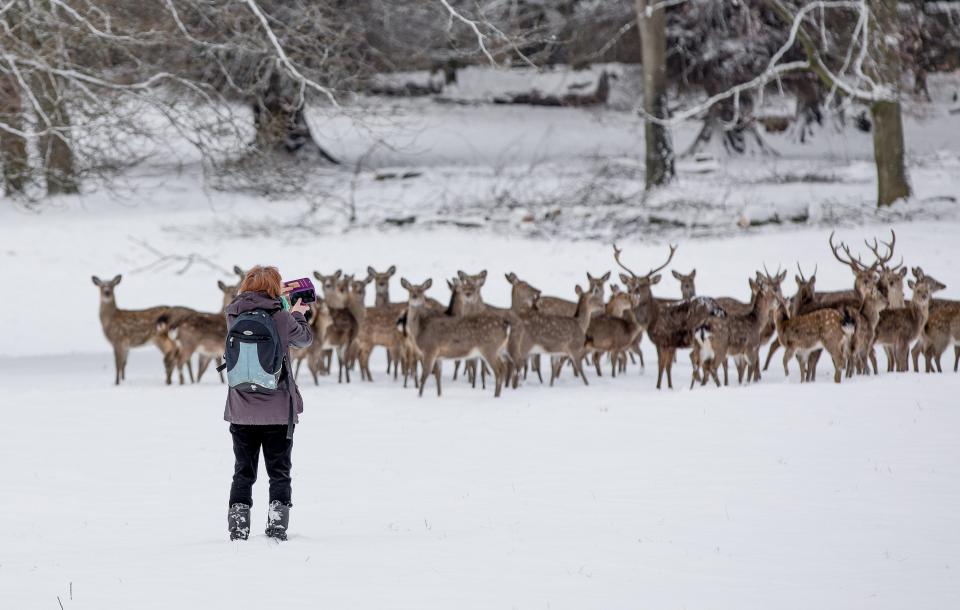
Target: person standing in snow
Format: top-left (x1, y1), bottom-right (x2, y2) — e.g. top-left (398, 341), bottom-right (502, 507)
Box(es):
top-left (223, 266), bottom-right (313, 541)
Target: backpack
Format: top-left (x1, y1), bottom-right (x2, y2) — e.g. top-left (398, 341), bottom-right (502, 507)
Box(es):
top-left (224, 309), bottom-right (285, 392)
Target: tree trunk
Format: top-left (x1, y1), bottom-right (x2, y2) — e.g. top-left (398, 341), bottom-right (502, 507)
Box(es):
top-left (871, 100), bottom-right (910, 206)
top-left (34, 73), bottom-right (79, 195)
top-left (0, 74), bottom-right (29, 195)
top-left (869, 0), bottom-right (910, 207)
top-left (635, 0), bottom-right (674, 189)
top-left (253, 74), bottom-right (338, 164)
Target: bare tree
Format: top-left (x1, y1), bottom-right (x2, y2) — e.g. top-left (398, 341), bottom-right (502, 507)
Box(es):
top-left (635, 0), bottom-right (674, 188)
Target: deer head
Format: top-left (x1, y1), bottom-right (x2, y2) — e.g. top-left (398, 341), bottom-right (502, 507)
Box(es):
top-left (367, 265), bottom-right (396, 303)
top-left (586, 271), bottom-right (611, 300)
top-left (401, 277), bottom-right (433, 309)
top-left (92, 274), bottom-right (122, 304)
top-left (504, 272), bottom-right (540, 311)
top-left (671, 269), bottom-right (697, 300)
top-left (863, 230), bottom-right (906, 307)
top-left (613, 243), bottom-right (676, 302)
top-left (313, 269), bottom-right (344, 307)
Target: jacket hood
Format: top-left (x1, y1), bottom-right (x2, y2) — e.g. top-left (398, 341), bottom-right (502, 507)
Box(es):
top-left (226, 291), bottom-right (282, 316)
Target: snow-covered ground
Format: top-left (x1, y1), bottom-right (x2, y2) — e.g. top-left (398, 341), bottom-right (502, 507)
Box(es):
top-left (3, 66), bottom-right (960, 609)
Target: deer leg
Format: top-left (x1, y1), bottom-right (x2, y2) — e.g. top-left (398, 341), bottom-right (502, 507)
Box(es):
top-left (434, 361), bottom-right (442, 397)
top-left (912, 342), bottom-right (923, 372)
top-left (533, 355), bottom-right (543, 384)
top-left (954, 345), bottom-right (960, 372)
top-left (722, 359), bottom-right (729, 387)
top-left (453, 360), bottom-right (461, 381)
top-left (763, 339), bottom-right (780, 372)
top-left (481, 361), bottom-right (489, 389)
top-left (665, 348), bottom-right (674, 389)
top-left (883, 345), bottom-right (894, 372)
top-left (593, 352), bottom-right (602, 377)
top-left (655, 346), bottom-right (665, 390)
top-left (934, 350), bottom-right (942, 373)
top-left (112, 346), bottom-right (124, 385)
top-left (571, 352), bottom-right (590, 386)
top-left (735, 357), bottom-right (745, 385)
top-left (782, 347), bottom-right (796, 380)
top-left (418, 354), bottom-right (435, 397)
top-left (830, 347), bottom-right (844, 384)
top-left (198, 354), bottom-right (213, 383)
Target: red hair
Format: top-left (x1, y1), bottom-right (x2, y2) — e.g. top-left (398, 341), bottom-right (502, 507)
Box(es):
top-left (239, 266), bottom-right (282, 298)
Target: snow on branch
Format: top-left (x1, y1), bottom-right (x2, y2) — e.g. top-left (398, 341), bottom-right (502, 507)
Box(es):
top-left (240, 0), bottom-right (339, 106)
top-left (640, 0), bottom-right (893, 127)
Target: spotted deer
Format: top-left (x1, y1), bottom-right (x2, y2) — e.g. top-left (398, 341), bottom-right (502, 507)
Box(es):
top-left (872, 268), bottom-right (946, 372)
top-left (614, 244), bottom-right (725, 389)
top-left (844, 275), bottom-right (888, 377)
top-left (692, 273), bottom-right (779, 387)
top-left (584, 290), bottom-right (643, 378)
top-left (912, 299), bottom-right (960, 372)
top-left (400, 278), bottom-right (511, 398)
top-left (507, 285), bottom-right (603, 387)
top-left (773, 289), bottom-right (856, 383)
top-left (92, 275), bottom-right (192, 385)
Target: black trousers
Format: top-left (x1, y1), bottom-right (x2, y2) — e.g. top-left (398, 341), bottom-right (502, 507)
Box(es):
top-left (229, 424), bottom-right (294, 507)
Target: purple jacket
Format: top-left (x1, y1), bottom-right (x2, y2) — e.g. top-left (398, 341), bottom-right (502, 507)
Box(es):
top-left (223, 291), bottom-right (313, 425)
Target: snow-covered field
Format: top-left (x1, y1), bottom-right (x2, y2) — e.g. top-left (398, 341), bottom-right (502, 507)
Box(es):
top-left (3, 67), bottom-right (960, 609)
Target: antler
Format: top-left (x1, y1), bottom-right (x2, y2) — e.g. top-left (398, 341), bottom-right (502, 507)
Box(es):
top-left (614, 243), bottom-right (677, 279)
top-left (829, 231), bottom-right (872, 273)
top-left (865, 229), bottom-right (902, 271)
top-left (647, 244), bottom-right (678, 277)
top-left (613, 244), bottom-right (639, 278)
top-left (796, 263), bottom-right (806, 282)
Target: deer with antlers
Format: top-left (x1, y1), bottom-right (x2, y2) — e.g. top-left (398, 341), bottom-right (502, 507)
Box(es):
top-left (614, 244), bottom-right (726, 389)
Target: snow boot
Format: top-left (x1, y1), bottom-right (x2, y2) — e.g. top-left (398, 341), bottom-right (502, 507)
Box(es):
top-left (265, 500), bottom-right (290, 541)
top-left (228, 503), bottom-right (251, 541)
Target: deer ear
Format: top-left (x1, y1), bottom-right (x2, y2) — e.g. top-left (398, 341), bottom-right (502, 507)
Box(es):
top-left (619, 273), bottom-right (631, 284)
top-left (387, 265), bottom-right (396, 276)
top-left (899, 267), bottom-right (908, 278)
top-left (367, 266), bottom-right (376, 276)
top-left (457, 270), bottom-right (467, 282)
top-left (810, 276), bottom-right (816, 288)
top-left (600, 271), bottom-right (611, 282)
top-left (505, 272), bottom-right (516, 284)
top-left (908, 279), bottom-right (916, 290)
top-left (333, 270), bottom-right (342, 279)
top-left (672, 270), bottom-right (682, 280)
top-left (478, 270), bottom-right (487, 283)
top-left (313, 271), bottom-right (321, 280)
top-left (650, 274), bottom-right (661, 285)
top-left (423, 278), bottom-right (433, 290)
top-left (233, 265), bottom-right (244, 277)
top-left (446, 279), bottom-right (454, 290)
top-left (111, 275), bottom-right (122, 286)
top-left (690, 269), bottom-right (696, 279)
top-left (795, 275), bottom-right (802, 285)
top-left (92, 275), bottom-right (103, 286)
top-left (575, 285), bottom-right (584, 296)
top-left (401, 278), bottom-right (411, 290)
top-left (217, 280), bottom-right (228, 291)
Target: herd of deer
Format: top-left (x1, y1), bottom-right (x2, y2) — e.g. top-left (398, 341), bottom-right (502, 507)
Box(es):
top-left (91, 229), bottom-right (959, 395)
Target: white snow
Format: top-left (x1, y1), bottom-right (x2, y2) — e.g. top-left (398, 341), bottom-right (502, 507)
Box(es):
top-left (2, 66), bottom-right (960, 610)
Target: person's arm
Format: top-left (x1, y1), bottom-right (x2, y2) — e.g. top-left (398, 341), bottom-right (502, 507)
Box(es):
top-left (284, 301), bottom-right (313, 349)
